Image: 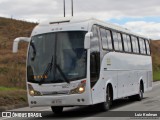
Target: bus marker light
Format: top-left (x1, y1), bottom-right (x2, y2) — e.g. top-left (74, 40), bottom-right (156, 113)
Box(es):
top-left (81, 80), bottom-right (86, 83)
top-left (34, 76), bottom-right (37, 79)
top-left (44, 75), bottom-right (48, 79)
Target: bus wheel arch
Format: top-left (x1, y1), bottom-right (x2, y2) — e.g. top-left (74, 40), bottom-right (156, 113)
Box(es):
top-left (99, 83), bottom-right (113, 111)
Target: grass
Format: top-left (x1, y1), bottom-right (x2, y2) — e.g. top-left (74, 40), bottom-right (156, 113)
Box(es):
top-left (0, 87), bottom-right (27, 107)
top-left (153, 71), bottom-right (160, 81)
top-left (0, 86), bottom-right (20, 91)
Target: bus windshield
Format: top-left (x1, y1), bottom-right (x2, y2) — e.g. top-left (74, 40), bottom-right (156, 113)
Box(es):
top-left (27, 31), bottom-right (87, 84)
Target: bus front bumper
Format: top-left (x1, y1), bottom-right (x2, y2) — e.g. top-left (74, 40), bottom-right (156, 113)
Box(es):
top-left (28, 94), bottom-right (92, 107)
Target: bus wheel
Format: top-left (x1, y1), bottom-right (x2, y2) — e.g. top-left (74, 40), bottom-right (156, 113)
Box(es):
top-left (135, 84), bottom-right (143, 101)
top-left (100, 86), bottom-right (112, 111)
top-left (51, 106), bottom-right (63, 114)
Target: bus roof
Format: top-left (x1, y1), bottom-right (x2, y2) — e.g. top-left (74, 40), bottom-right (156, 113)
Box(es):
top-left (36, 17), bottom-right (148, 39)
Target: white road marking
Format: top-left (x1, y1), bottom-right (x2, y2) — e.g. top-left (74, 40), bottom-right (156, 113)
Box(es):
top-left (0, 117), bottom-right (12, 120)
top-left (153, 82), bottom-right (160, 87)
top-left (38, 108), bottom-right (51, 111)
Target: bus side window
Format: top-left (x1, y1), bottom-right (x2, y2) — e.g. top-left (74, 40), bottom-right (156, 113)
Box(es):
top-left (145, 40), bottom-right (150, 55)
top-left (112, 31), bottom-right (123, 51)
top-left (100, 28), bottom-right (108, 49)
top-left (112, 31), bottom-right (119, 51)
top-left (117, 32), bottom-right (123, 51)
top-left (139, 38), bottom-right (146, 54)
top-left (100, 28), bottom-right (113, 50)
top-left (123, 34), bottom-right (131, 52)
top-left (131, 36), bottom-right (139, 54)
top-left (126, 35), bottom-right (131, 52)
top-left (106, 30), bottom-right (113, 50)
top-left (90, 25), bottom-right (100, 87)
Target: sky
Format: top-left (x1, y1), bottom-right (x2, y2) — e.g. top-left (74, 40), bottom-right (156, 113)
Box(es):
top-left (0, 0), bottom-right (160, 39)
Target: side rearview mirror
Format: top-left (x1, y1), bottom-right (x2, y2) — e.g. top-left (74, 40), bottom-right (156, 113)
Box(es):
top-left (13, 37), bottom-right (31, 53)
top-left (84, 32), bottom-right (93, 49)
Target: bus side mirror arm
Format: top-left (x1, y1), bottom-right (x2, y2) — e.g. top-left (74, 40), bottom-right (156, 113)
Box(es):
top-left (13, 37), bottom-right (31, 53)
top-left (84, 32), bottom-right (93, 49)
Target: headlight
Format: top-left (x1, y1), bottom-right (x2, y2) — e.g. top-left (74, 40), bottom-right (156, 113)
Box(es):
top-left (29, 90), bottom-right (35, 96)
top-left (28, 84), bottom-right (41, 96)
top-left (70, 80), bottom-right (86, 94)
top-left (79, 87), bottom-right (85, 93)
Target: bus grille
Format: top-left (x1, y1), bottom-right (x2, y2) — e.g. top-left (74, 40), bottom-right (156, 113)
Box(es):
top-left (41, 90), bottom-right (69, 96)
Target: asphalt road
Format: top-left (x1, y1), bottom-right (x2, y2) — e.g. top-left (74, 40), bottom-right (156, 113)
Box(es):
top-left (1, 81), bottom-right (160, 120)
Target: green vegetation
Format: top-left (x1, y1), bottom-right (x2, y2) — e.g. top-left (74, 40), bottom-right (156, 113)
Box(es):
top-left (0, 89), bottom-right (27, 106)
top-left (153, 71), bottom-right (160, 81)
top-left (151, 40), bottom-right (160, 81)
top-left (0, 86), bottom-right (20, 91)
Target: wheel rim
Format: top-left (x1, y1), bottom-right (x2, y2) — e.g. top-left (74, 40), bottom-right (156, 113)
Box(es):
top-left (139, 85), bottom-right (143, 99)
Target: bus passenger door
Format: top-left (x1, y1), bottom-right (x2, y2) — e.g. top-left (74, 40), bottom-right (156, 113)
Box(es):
top-left (90, 25), bottom-right (102, 104)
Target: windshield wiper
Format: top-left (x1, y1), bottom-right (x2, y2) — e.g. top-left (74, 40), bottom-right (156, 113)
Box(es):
top-left (55, 64), bottom-right (70, 84)
top-left (39, 56), bottom-right (53, 85)
top-left (30, 41), bottom-right (36, 61)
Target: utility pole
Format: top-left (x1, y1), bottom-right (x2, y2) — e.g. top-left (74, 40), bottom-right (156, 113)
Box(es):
top-left (63, 0), bottom-right (74, 17)
top-left (63, 0), bottom-right (66, 17)
top-left (71, 0), bottom-right (73, 16)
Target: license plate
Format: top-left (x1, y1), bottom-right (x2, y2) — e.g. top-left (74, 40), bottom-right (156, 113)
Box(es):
top-left (52, 99), bottom-right (62, 105)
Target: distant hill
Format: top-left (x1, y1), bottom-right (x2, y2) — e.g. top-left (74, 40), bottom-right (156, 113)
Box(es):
top-left (151, 40), bottom-right (160, 80)
top-left (0, 17), bottom-right (159, 89)
top-left (151, 40), bottom-right (160, 70)
top-left (0, 17), bottom-right (36, 88)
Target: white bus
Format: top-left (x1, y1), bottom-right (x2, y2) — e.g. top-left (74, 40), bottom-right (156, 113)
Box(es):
top-left (13, 17), bottom-right (152, 114)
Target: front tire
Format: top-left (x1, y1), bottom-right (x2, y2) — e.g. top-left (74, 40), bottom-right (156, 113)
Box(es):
top-left (99, 86), bottom-right (112, 111)
top-left (51, 106), bottom-right (63, 114)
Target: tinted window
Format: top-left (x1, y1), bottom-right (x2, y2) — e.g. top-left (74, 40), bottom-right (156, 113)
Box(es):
top-left (90, 25), bottom-right (100, 87)
top-left (27, 31), bottom-right (87, 84)
top-left (106, 30), bottom-right (113, 49)
top-left (90, 25), bottom-right (100, 53)
top-left (117, 33), bottom-right (123, 51)
top-left (145, 40), bottom-right (150, 55)
top-left (112, 31), bottom-right (123, 51)
top-left (100, 28), bottom-right (112, 50)
top-left (123, 34), bottom-right (131, 52)
top-left (139, 38), bottom-right (146, 54)
top-left (131, 36), bottom-right (139, 53)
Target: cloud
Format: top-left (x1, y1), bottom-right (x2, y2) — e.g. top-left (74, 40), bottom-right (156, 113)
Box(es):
top-left (0, 0), bottom-right (160, 39)
top-left (122, 21), bottom-right (160, 39)
top-left (0, 0), bottom-right (160, 21)
top-left (0, 0), bottom-right (59, 21)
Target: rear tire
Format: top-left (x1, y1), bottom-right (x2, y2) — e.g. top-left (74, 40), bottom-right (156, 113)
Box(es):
top-left (130, 84), bottom-right (143, 101)
top-left (99, 86), bottom-right (112, 111)
top-left (51, 106), bottom-right (63, 114)
top-left (135, 84), bottom-right (143, 101)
